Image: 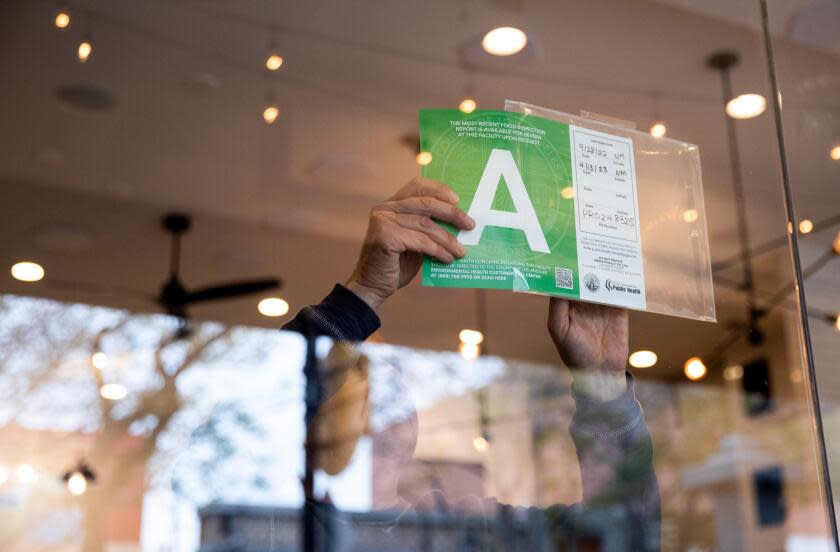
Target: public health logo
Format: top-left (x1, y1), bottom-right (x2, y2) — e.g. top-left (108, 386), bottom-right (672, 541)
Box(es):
top-left (584, 273), bottom-right (600, 292)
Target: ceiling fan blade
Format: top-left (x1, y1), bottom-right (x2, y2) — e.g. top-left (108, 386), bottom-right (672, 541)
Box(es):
top-left (185, 278), bottom-right (282, 304)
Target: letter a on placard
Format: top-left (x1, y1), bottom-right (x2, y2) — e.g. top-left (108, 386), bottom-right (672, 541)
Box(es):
top-left (458, 149), bottom-right (550, 253)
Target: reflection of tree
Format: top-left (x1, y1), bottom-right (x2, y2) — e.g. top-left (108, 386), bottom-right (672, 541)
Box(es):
top-left (0, 296), bottom-right (271, 552)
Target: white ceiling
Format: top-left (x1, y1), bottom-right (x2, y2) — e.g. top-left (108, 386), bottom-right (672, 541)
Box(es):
top-left (0, 0), bottom-right (838, 377)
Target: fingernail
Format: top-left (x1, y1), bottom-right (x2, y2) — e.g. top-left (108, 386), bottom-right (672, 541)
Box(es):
top-left (452, 192), bottom-right (460, 203)
top-left (467, 216), bottom-right (476, 229)
top-left (457, 244), bottom-right (466, 257)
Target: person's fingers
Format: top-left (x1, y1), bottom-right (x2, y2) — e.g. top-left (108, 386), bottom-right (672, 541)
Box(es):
top-left (386, 196), bottom-right (475, 230)
top-left (392, 214), bottom-right (466, 258)
top-left (393, 228), bottom-right (455, 264)
top-left (391, 177), bottom-right (459, 205)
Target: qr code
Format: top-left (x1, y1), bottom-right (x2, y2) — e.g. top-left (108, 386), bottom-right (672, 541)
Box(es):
top-left (554, 267), bottom-right (574, 290)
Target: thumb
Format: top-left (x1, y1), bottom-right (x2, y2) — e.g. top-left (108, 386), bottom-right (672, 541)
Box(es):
top-left (547, 297), bottom-right (571, 345)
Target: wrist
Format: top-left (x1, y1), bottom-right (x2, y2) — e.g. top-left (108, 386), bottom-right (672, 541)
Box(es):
top-left (345, 279), bottom-right (388, 311)
top-left (571, 370), bottom-right (627, 402)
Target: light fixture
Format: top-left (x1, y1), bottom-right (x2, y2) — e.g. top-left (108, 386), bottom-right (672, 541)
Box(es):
top-left (833, 231), bottom-right (840, 255)
top-left (726, 93), bottom-right (766, 119)
top-left (561, 186), bottom-right (574, 200)
top-left (78, 36), bottom-right (92, 63)
top-left (11, 261), bottom-right (45, 282)
top-left (265, 53), bottom-right (283, 71)
top-left (830, 145), bottom-right (840, 161)
top-left (459, 328), bottom-right (484, 345)
top-left (416, 151), bottom-right (432, 166)
top-left (473, 435), bottom-right (489, 453)
top-left (684, 356), bottom-right (707, 381)
top-left (650, 122), bottom-right (667, 138)
top-left (263, 105), bottom-right (280, 124)
top-left (481, 27), bottom-right (528, 56)
top-left (258, 297), bottom-right (289, 317)
top-left (100, 383), bottom-right (127, 401)
top-left (459, 341), bottom-right (480, 360)
top-left (16, 464), bottom-right (37, 484)
top-left (62, 462), bottom-right (96, 496)
top-left (835, 315), bottom-right (840, 333)
top-left (723, 364), bottom-right (743, 381)
top-left (628, 350), bottom-right (657, 368)
top-left (54, 9), bottom-right (70, 29)
top-left (459, 98), bottom-right (477, 114)
top-left (91, 351), bottom-right (109, 370)
top-left (682, 209), bottom-right (699, 223)
top-left (798, 219), bottom-right (813, 234)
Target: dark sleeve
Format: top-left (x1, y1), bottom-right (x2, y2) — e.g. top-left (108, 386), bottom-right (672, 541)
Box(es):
top-left (281, 284), bottom-right (381, 341)
top-left (543, 372), bottom-right (660, 550)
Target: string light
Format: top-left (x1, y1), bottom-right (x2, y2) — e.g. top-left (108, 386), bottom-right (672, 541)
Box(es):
top-left (416, 151), bottom-right (432, 166)
top-left (682, 209), bottom-right (699, 223)
top-left (459, 98), bottom-right (477, 114)
top-left (798, 219), bottom-right (813, 234)
top-left (78, 36), bottom-right (92, 63)
top-left (628, 350), bottom-right (657, 368)
top-left (263, 105), bottom-right (280, 124)
top-left (55, 9), bottom-right (71, 29)
top-left (265, 53), bottom-right (283, 71)
top-left (650, 122), bottom-right (667, 138)
top-left (11, 261), bottom-right (45, 282)
top-left (684, 357), bottom-right (707, 381)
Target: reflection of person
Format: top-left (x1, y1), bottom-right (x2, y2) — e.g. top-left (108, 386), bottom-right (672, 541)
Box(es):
top-left (284, 178), bottom-right (660, 550)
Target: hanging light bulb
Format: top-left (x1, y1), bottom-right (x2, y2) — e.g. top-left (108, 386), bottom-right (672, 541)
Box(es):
top-left (78, 36), bottom-right (92, 63)
top-left (650, 121), bottom-right (667, 138)
top-left (459, 98), bottom-right (477, 114)
top-left (265, 53), bottom-right (284, 71)
top-left (62, 462), bottom-right (97, 496)
top-left (263, 105), bottom-right (280, 124)
top-left (481, 27), bottom-right (528, 56)
top-left (829, 145), bottom-right (840, 161)
top-left (726, 93), bottom-right (766, 119)
top-left (798, 219), bottom-right (813, 234)
top-left (459, 329), bottom-right (484, 345)
top-left (55, 8), bottom-right (71, 29)
top-left (684, 356), bottom-right (707, 381)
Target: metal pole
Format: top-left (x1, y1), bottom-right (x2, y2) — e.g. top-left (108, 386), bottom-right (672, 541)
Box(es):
top-left (302, 330), bottom-right (321, 552)
top-left (758, 0), bottom-right (839, 546)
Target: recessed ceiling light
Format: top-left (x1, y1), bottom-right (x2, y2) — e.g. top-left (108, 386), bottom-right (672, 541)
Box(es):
top-left (481, 27), bottom-right (528, 56)
top-left (798, 219), bottom-right (813, 234)
top-left (726, 93), bottom-right (766, 119)
top-left (55, 10), bottom-right (70, 29)
top-left (258, 297), bottom-right (289, 317)
top-left (11, 261), bottom-right (44, 282)
top-left (78, 38), bottom-right (92, 63)
top-left (684, 356), bottom-right (707, 381)
top-left (628, 350), bottom-right (657, 368)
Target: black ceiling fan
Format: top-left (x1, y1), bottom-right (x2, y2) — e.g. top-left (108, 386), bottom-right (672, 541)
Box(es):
top-left (158, 213), bottom-right (281, 329)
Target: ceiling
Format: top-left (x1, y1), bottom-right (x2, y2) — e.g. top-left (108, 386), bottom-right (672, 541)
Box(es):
top-left (0, 0), bottom-right (838, 378)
